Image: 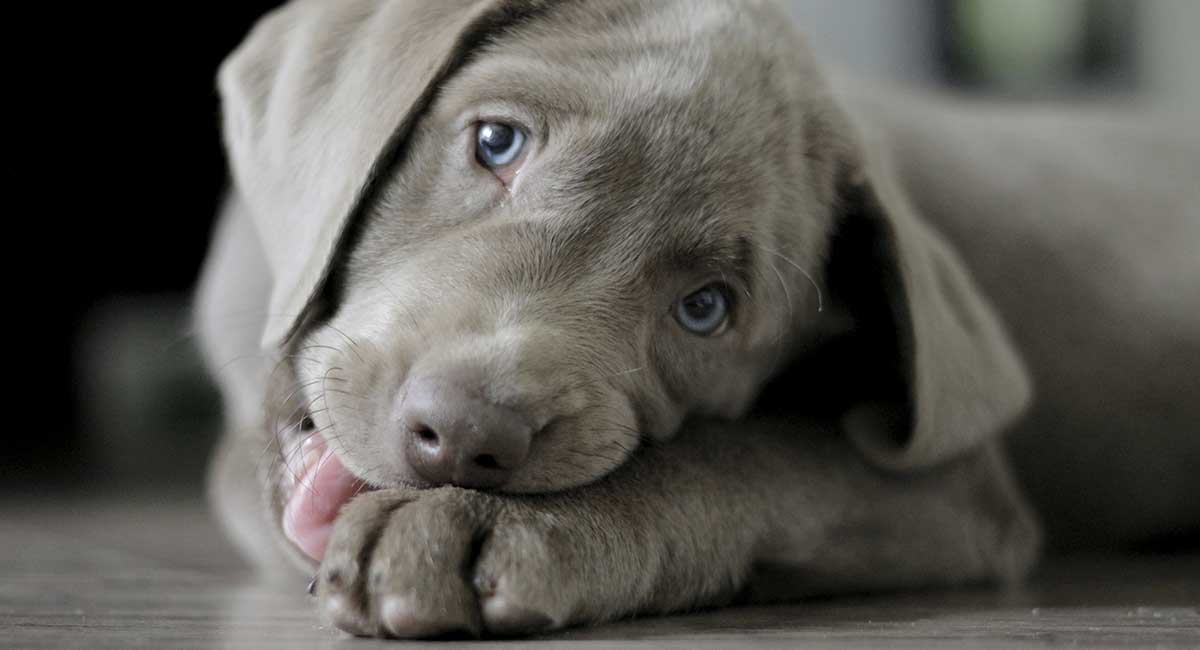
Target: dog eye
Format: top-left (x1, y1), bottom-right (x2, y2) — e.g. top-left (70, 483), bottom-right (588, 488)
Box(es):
top-left (475, 122), bottom-right (527, 170)
top-left (675, 284), bottom-right (732, 336)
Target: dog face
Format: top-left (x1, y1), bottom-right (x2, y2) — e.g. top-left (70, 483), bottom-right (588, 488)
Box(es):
top-left (218, 0), bottom-right (1032, 564)
top-left (286, 1), bottom-right (837, 493)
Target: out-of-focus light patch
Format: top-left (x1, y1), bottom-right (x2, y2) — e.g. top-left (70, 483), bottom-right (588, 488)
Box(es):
top-left (954, 0), bottom-right (1089, 91)
top-left (75, 295), bottom-right (221, 486)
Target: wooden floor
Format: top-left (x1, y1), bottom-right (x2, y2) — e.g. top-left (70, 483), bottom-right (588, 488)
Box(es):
top-left (2, 491), bottom-right (1197, 649)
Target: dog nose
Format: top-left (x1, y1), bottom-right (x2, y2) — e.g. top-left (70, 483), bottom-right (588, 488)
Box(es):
top-left (398, 377), bottom-right (533, 489)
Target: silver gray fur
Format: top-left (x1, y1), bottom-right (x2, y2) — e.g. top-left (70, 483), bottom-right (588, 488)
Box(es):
top-left (195, 0), bottom-right (1199, 638)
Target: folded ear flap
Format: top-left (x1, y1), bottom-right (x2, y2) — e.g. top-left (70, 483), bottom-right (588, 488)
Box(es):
top-left (828, 143), bottom-right (1032, 470)
top-left (218, 0), bottom-right (544, 349)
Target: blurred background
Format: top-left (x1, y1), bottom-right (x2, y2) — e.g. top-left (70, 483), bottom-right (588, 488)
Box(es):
top-left (8, 0), bottom-right (1197, 497)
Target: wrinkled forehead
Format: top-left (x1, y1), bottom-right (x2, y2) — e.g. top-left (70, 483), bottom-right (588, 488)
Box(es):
top-left (449, 0), bottom-right (803, 146)
top-left (434, 0), bottom-right (814, 265)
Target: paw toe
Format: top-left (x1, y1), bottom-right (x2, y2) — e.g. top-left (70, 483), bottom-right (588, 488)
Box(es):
top-left (323, 593), bottom-right (372, 637)
top-left (482, 596), bottom-right (555, 636)
top-left (378, 594), bottom-right (479, 639)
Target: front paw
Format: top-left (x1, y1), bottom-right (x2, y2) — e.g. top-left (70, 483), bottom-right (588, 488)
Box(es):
top-left (314, 487), bottom-right (609, 638)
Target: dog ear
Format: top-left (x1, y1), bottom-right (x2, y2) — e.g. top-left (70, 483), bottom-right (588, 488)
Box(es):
top-left (218, 0), bottom-right (545, 349)
top-left (823, 130), bottom-right (1032, 471)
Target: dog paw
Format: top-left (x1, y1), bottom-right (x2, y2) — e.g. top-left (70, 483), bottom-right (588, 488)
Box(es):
top-left (314, 487), bottom-right (605, 638)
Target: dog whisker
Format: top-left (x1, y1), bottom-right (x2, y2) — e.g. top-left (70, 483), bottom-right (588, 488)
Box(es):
top-left (323, 325), bottom-right (367, 364)
top-left (752, 242), bottom-right (823, 313)
top-left (274, 381), bottom-right (340, 441)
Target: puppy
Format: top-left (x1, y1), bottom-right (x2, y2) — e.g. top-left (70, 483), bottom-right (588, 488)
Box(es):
top-left (196, 0), bottom-right (1200, 638)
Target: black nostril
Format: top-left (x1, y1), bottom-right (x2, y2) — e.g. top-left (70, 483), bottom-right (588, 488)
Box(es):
top-left (413, 426), bottom-right (439, 445)
top-left (473, 454), bottom-right (501, 470)
top-left (398, 376), bottom-right (534, 489)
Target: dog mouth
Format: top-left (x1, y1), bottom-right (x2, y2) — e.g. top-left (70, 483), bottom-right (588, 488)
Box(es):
top-left (281, 433), bottom-right (370, 562)
top-left (277, 391), bottom-right (643, 561)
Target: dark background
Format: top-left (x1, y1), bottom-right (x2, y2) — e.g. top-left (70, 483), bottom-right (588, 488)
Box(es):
top-left (5, 0), bottom-right (1160, 492)
top-left (9, 4), bottom-right (283, 487)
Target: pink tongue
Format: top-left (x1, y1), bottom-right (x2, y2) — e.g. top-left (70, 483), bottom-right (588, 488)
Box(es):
top-left (283, 437), bottom-right (366, 562)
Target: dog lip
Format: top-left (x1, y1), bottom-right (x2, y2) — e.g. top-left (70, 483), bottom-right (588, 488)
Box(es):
top-left (282, 434), bottom-right (371, 561)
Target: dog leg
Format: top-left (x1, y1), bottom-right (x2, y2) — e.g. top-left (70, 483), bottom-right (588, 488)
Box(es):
top-left (313, 416), bottom-right (1040, 638)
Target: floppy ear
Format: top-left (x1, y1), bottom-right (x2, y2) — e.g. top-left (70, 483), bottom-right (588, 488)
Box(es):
top-left (824, 132), bottom-right (1032, 471)
top-left (218, 0), bottom-right (546, 349)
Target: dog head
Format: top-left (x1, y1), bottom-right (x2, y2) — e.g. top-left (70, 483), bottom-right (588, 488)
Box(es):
top-left (220, 0), bottom-right (1028, 505)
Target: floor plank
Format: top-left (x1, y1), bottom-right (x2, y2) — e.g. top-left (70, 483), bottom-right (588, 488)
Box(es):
top-left (2, 493), bottom-right (1197, 648)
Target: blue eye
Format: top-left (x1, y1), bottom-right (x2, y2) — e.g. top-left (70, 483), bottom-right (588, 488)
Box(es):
top-left (675, 284), bottom-right (732, 336)
top-left (475, 122), bottom-right (527, 169)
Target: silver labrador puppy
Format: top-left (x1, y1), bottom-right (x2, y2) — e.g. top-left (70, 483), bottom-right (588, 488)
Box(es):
top-left (196, 0), bottom-right (1200, 639)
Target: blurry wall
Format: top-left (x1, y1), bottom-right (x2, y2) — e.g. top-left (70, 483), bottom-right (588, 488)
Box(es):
top-left (1140, 0), bottom-right (1200, 108)
top-left (788, 0), bottom-right (1199, 106)
top-left (787, 0), bottom-right (940, 84)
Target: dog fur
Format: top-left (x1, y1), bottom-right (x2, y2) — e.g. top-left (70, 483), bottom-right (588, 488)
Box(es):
top-left (196, 0), bottom-right (1199, 638)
